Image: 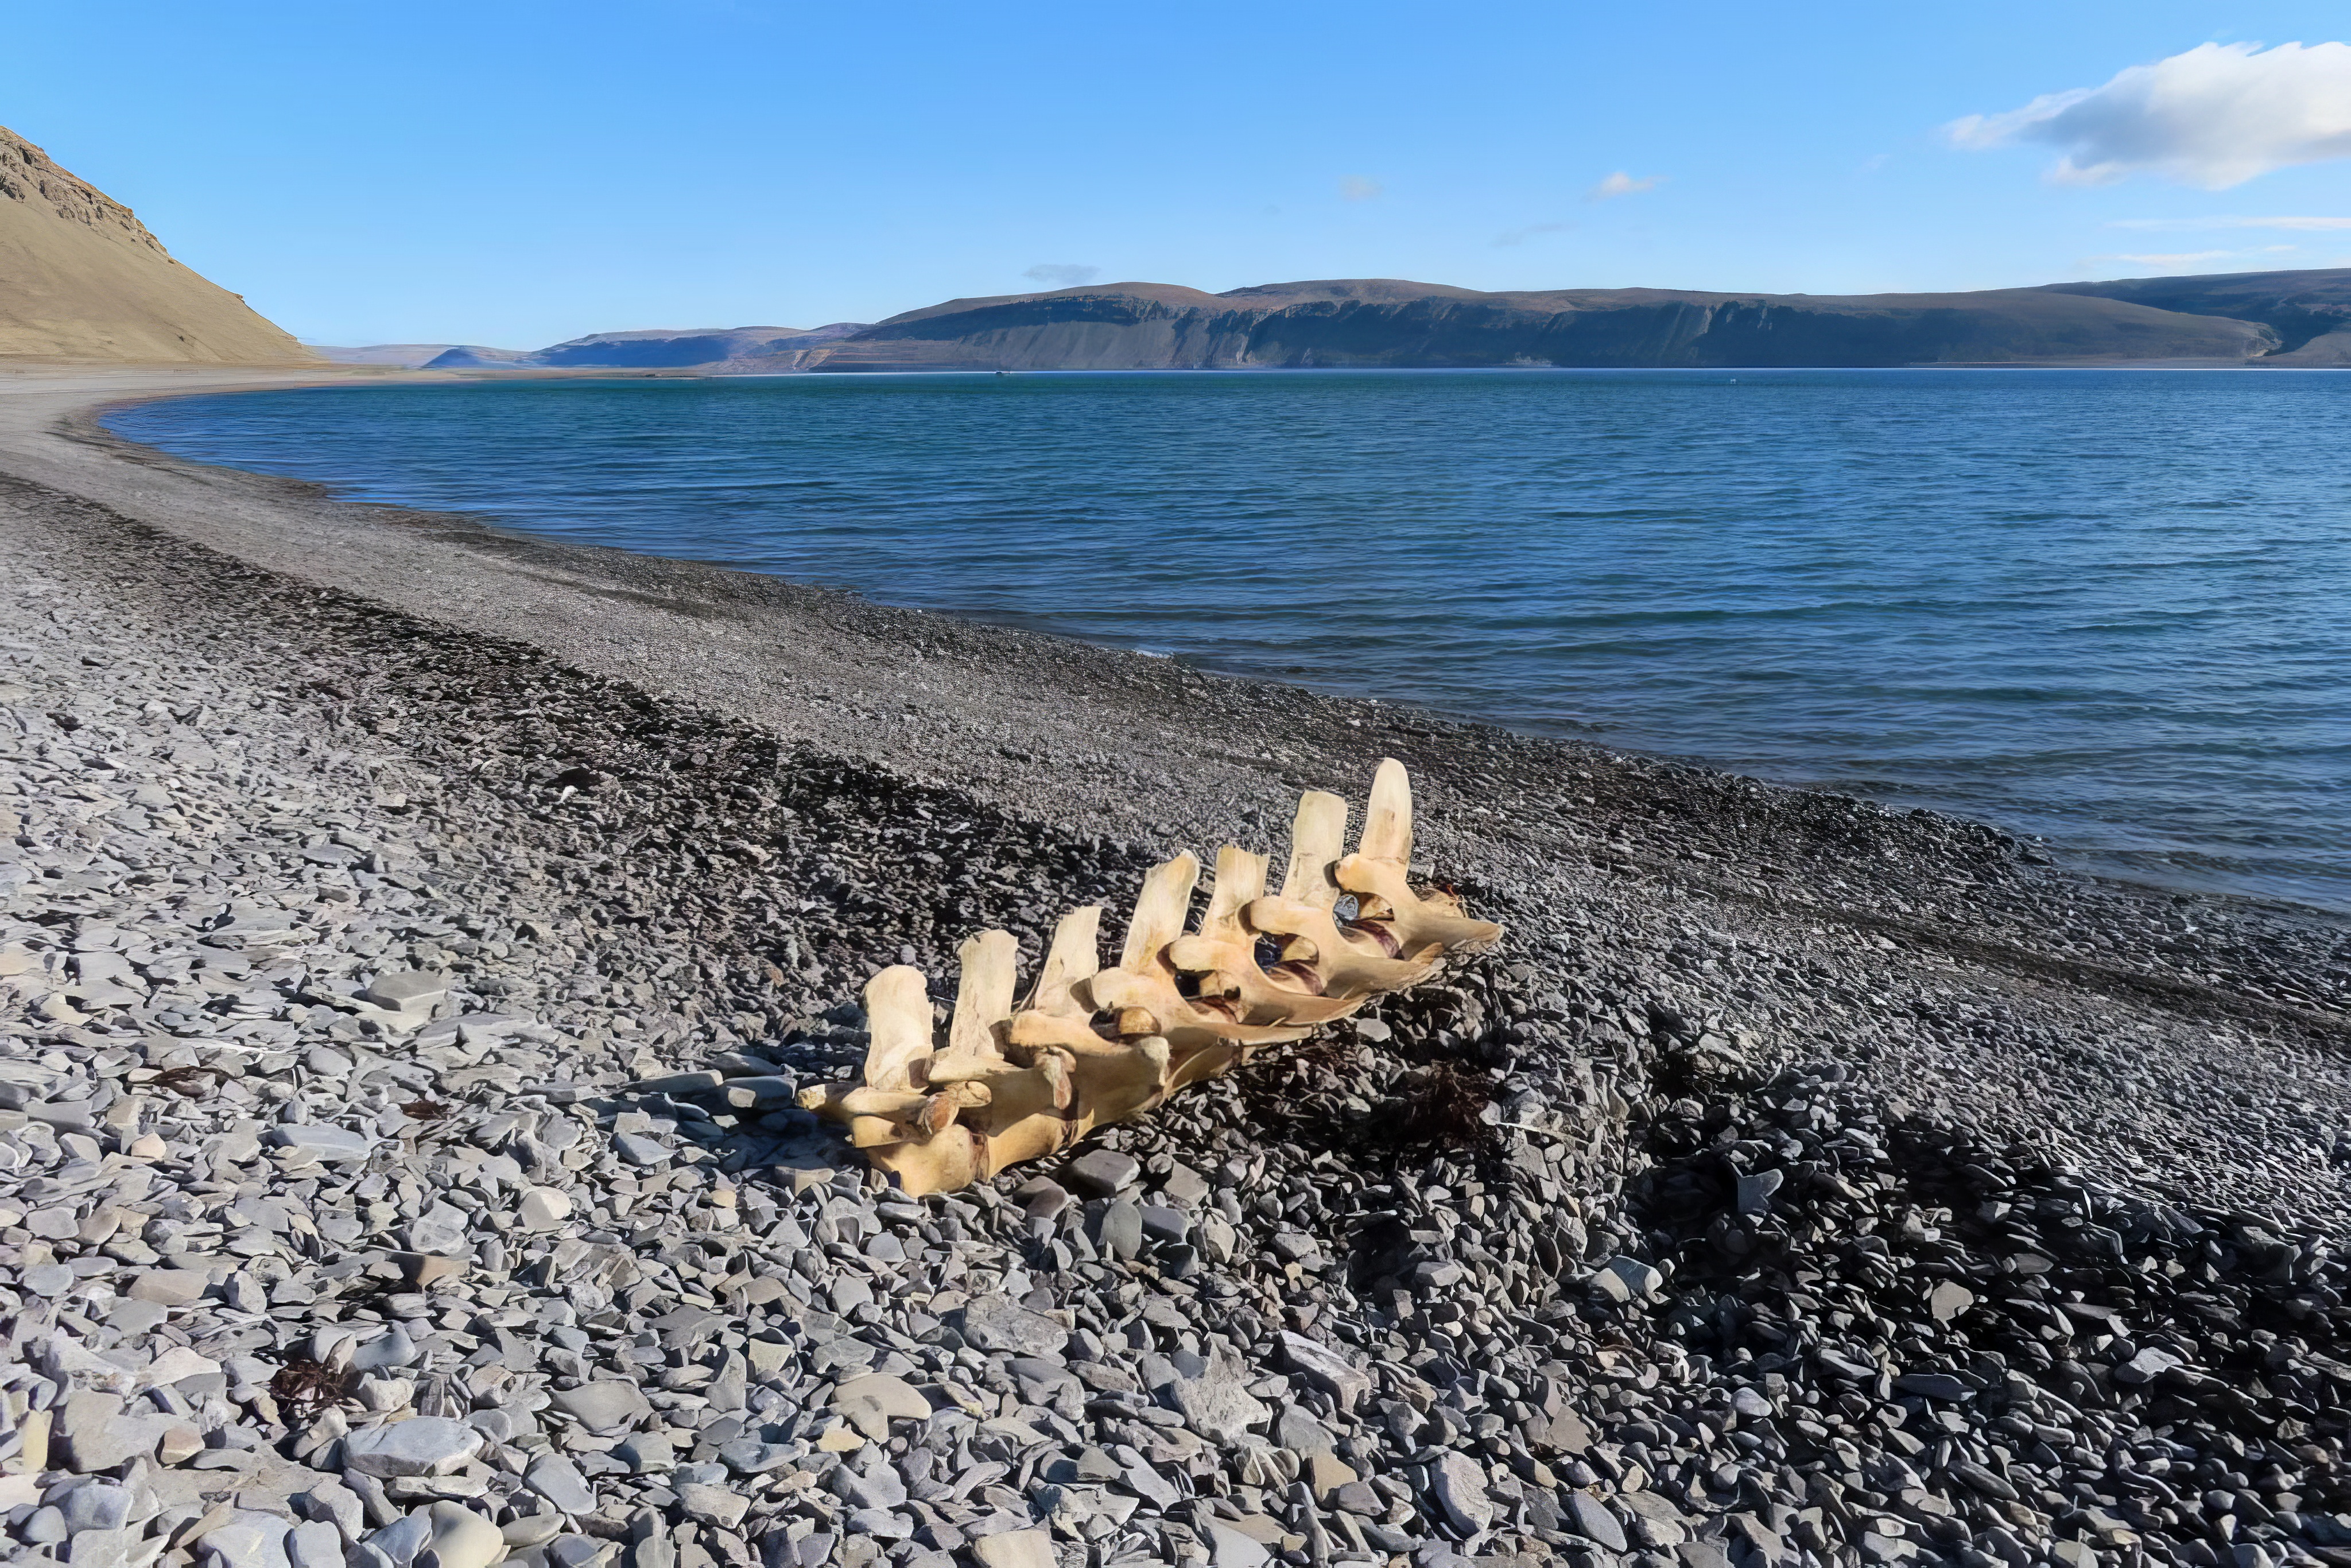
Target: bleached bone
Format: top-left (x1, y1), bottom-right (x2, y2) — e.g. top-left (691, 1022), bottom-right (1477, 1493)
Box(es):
top-left (1010, 907), bottom-right (1175, 1112)
top-left (1240, 778), bottom-right (1442, 996)
top-left (916, 930), bottom-right (1019, 1085)
top-left (859, 965), bottom-right (933, 1092)
top-left (1164, 845), bottom-right (1368, 1027)
top-left (1333, 759), bottom-right (1503, 952)
top-left (800, 758), bottom-right (1502, 1195)
top-left (1085, 853), bottom-right (1318, 1054)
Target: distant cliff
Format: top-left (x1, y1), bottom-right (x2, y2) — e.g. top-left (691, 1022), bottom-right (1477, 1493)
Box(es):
top-left (400, 268), bottom-right (2351, 375)
top-left (0, 124), bottom-right (310, 364)
top-left (423, 323), bottom-right (866, 371)
top-left (2040, 269), bottom-right (2351, 366)
top-left (796, 278), bottom-right (2277, 372)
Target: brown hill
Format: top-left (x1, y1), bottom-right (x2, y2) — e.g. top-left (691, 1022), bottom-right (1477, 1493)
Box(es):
top-left (0, 125), bottom-right (310, 364)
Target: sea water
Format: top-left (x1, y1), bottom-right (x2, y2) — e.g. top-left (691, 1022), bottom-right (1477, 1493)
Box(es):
top-left (107, 369), bottom-right (2351, 911)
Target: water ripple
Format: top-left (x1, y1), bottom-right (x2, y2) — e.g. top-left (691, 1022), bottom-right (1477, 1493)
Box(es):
top-left (108, 368), bottom-right (2351, 911)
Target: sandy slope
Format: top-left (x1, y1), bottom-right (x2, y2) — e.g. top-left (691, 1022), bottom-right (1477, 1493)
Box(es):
top-left (0, 126), bottom-right (312, 364)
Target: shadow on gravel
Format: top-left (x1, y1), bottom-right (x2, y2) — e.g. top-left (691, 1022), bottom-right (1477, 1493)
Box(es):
top-left (1620, 1068), bottom-right (2351, 1562)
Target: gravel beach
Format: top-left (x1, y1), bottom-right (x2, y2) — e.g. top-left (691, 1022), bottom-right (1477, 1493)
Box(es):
top-left (3, 366), bottom-right (2349, 1568)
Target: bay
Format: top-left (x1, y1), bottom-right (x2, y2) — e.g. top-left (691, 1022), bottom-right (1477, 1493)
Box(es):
top-left (107, 368), bottom-right (2351, 911)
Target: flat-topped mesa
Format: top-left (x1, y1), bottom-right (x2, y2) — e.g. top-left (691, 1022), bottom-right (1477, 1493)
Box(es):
top-left (799, 759), bottom-right (1502, 1196)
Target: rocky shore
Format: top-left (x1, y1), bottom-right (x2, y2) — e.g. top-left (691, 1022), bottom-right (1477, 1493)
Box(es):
top-left (2, 368), bottom-right (2350, 1568)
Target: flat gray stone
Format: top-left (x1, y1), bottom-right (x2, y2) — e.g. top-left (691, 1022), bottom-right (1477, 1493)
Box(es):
top-left (549, 1381), bottom-right (651, 1433)
top-left (287, 1520), bottom-right (346, 1568)
top-left (58, 1391), bottom-right (168, 1473)
top-left (293, 1481), bottom-right (366, 1543)
top-left (1166, 1361), bottom-right (1270, 1445)
top-left (424, 1500), bottom-right (507, 1568)
top-left (1567, 1493), bottom-right (1628, 1553)
top-left (22, 1262), bottom-right (74, 1297)
top-left (363, 969), bottom-right (448, 1011)
top-left (1273, 1406), bottom-right (1335, 1455)
top-left (1594, 1255), bottom-right (1663, 1303)
top-left (1064, 1148), bottom-right (1140, 1197)
top-left (832, 1372), bottom-right (929, 1439)
top-left (612, 1132), bottom-right (668, 1166)
top-left (1096, 1200), bottom-right (1143, 1260)
top-left (1155, 1161), bottom-right (1211, 1206)
top-left (525, 1451), bottom-right (597, 1514)
top-left (366, 1515), bottom-right (431, 1562)
top-left (56, 1482), bottom-right (131, 1531)
top-left (955, 1297), bottom-right (1067, 1358)
top-left (199, 1511), bottom-right (292, 1568)
top-left (1430, 1451), bottom-right (1492, 1535)
top-left (351, 1325), bottom-right (419, 1373)
top-left (125, 1268), bottom-right (211, 1306)
top-left (1278, 1331), bottom-right (1372, 1414)
top-left (1204, 1519), bottom-right (1271, 1568)
top-left (678, 1482), bottom-right (748, 1529)
top-left (341, 1416), bottom-right (483, 1477)
top-left (969, 1529), bottom-right (1056, 1568)
top-left (1929, 1281), bottom-right (1976, 1322)
top-left (267, 1123), bottom-right (374, 1163)
top-left (68, 1524), bottom-right (139, 1567)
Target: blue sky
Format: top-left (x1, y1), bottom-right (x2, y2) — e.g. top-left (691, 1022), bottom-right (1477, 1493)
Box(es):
top-left (9, 1), bottom-right (2349, 347)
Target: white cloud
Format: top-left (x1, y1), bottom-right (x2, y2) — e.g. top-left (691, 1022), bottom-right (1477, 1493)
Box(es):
top-left (2105, 214), bottom-right (2351, 230)
top-left (1946, 41), bottom-right (2351, 188)
top-left (1587, 170), bottom-right (1663, 200)
top-left (1023, 264), bottom-right (1100, 289)
top-left (1339, 176), bottom-right (1384, 201)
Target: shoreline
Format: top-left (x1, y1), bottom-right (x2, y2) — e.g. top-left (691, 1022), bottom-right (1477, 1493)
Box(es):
top-left (8, 363), bottom-right (2351, 1565)
top-left (86, 363), bottom-right (2351, 921)
top-left (4, 366), bottom-right (2346, 1177)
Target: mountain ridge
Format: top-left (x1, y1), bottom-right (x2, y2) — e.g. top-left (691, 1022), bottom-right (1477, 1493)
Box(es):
top-left (412, 269), bottom-right (2351, 375)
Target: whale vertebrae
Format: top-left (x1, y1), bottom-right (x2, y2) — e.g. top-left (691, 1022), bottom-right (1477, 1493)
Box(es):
top-left (798, 759), bottom-right (1503, 1196)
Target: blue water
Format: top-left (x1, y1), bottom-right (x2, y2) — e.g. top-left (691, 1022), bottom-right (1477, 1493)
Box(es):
top-left (108, 371), bottom-right (2351, 912)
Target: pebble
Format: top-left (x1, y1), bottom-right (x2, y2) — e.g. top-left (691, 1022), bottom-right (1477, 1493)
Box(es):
top-left (56, 1482), bottom-right (131, 1532)
top-left (341, 1417), bottom-right (484, 1477)
top-left (1064, 1147), bottom-right (1141, 1197)
top-left (266, 1123), bottom-right (376, 1162)
top-left (955, 1296), bottom-right (1069, 1357)
top-left (199, 1511), bottom-right (294, 1568)
top-left (286, 1520), bottom-right (346, 1568)
top-left (1166, 1359), bottom-right (1271, 1445)
top-left (7, 494), bottom-right (2351, 1568)
top-left (523, 1453), bottom-right (597, 1515)
top-left (547, 1383), bottom-right (650, 1433)
top-left (422, 1500), bottom-right (508, 1568)
top-left (676, 1482), bottom-right (748, 1530)
top-left (967, 1528), bottom-right (1056, 1568)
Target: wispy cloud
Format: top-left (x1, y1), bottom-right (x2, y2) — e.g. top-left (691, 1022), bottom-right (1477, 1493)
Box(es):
top-left (1945, 41), bottom-right (2351, 189)
top-left (1492, 222), bottom-right (1572, 247)
top-left (2085, 244), bottom-right (2300, 266)
top-left (1587, 170), bottom-right (1663, 200)
top-left (2089, 250), bottom-right (2240, 266)
top-left (1023, 264), bottom-right (1100, 289)
top-left (2105, 215), bottom-right (2351, 231)
top-left (1339, 175), bottom-right (1384, 201)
